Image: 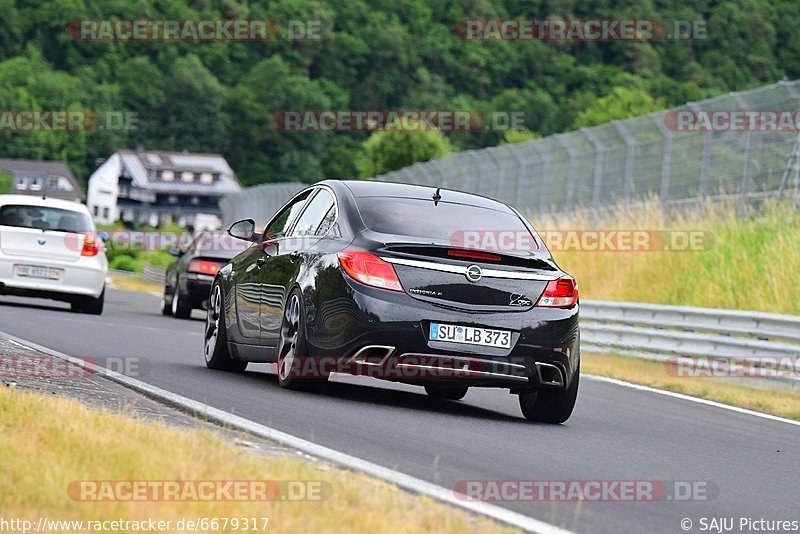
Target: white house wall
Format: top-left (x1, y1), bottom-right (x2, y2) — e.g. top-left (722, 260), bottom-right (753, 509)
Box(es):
top-left (86, 153), bottom-right (121, 224)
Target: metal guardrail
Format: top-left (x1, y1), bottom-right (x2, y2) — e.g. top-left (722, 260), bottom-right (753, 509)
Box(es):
top-left (581, 300), bottom-right (800, 390)
top-left (141, 264), bottom-right (167, 286)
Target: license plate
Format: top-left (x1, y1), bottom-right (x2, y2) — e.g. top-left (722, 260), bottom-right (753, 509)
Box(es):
top-left (429, 322), bottom-right (511, 349)
top-left (16, 265), bottom-right (63, 280)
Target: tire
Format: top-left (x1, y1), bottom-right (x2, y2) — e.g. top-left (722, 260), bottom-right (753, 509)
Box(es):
top-left (204, 281), bottom-right (247, 372)
top-left (71, 287), bottom-right (105, 315)
top-left (161, 286), bottom-right (173, 316)
top-left (276, 289), bottom-right (327, 390)
top-left (519, 363), bottom-right (579, 424)
top-left (424, 385), bottom-right (468, 400)
top-left (171, 277), bottom-right (192, 319)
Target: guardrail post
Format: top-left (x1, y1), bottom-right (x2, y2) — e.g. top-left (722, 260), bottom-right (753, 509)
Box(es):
top-left (508, 143), bottom-right (530, 213)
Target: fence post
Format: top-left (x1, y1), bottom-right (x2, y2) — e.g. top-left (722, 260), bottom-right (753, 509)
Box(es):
top-left (486, 149), bottom-right (504, 201)
top-left (508, 143), bottom-right (529, 212)
top-left (531, 142), bottom-right (551, 213)
top-left (733, 93), bottom-right (754, 208)
top-left (557, 135), bottom-right (577, 211)
top-left (651, 112), bottom-right (674, 209)
top-left (689, 102), bottom-right (712, 199)
top-left (581, 127), bottom-right (605, 208)
top-left (612, 120), bottom-right (636, 208)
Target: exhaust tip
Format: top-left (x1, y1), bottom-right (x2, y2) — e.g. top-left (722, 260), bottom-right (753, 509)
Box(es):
top-left (535, 362), bottom-right (565, 387)
top-left (348, 345), bottom-right (395, 366)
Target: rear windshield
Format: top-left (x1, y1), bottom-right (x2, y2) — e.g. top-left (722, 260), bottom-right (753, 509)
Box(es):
top-left (0, 204), bottom-right (93, 233)
top-left (354, 197), bottom-right (538, 249)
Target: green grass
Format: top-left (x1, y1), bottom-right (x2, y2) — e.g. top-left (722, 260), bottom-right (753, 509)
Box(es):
top-left (538, 200), bottom-right (800, 315)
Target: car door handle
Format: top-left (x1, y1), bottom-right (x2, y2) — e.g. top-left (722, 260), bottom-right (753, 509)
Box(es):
top-left (256, 257), bottom-right (267, 267)
top-left (289, 251), bottom-right (300, 262)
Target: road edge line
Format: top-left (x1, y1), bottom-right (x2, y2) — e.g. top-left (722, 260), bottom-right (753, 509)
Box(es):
top-left (0, 329), bottom-right (574, 534)
top-left (585, 374), bottom-right (800, 427)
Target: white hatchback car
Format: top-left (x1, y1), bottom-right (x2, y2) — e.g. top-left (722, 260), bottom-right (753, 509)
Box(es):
top-left (0, 195), bottom-right (107, 314)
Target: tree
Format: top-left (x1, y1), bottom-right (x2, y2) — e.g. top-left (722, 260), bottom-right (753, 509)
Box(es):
top-left (573, 88), bottom-right (666, 129)
top-left (357, 119), bottom-right (453, 178)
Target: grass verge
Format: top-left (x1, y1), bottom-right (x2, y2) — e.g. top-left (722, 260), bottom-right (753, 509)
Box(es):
top-left (583, 352), bottom-right (800, 421)
top-left (0, 388), bottom-right (514, 533)
top-left (537, 199), bottom-right (800, 315)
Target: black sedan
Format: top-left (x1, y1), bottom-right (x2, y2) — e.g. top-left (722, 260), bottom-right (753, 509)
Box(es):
top-left (204, 180), bottom-right (580, 423)
top-left (162, 230), bottom-right (246, 318)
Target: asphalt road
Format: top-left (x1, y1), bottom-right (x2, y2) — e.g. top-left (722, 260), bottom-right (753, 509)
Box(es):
top-left (2, 289), bottom-right (798, 533)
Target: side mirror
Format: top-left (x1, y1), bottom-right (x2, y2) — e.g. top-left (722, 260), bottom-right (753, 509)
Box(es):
top-left (97, 231), bottom-right (109, 243)
top-left (228, 218), bottom-right (257, 242)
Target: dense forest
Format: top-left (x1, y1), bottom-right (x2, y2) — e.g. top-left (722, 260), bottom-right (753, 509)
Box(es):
top-left (1, 0), bottom-right (799, 186)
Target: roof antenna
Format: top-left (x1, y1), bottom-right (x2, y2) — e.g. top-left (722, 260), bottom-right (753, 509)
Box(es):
top-left (432, 187), bottom-right (441, 206)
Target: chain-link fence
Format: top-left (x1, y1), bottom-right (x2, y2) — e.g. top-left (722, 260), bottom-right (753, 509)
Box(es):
top-left (222, 80), bottom-right (800, 224)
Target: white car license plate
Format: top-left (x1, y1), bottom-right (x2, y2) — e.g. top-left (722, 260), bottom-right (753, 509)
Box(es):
top-left (16, 265), bottom-right (63, 280)
top-left (429, 322), bottom-right (511, 349)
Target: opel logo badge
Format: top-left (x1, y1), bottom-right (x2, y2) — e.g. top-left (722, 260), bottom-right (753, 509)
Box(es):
top-left (465, 264), bottom-right (482, 283)
top-left (37, 238), bottom-right (46, 245)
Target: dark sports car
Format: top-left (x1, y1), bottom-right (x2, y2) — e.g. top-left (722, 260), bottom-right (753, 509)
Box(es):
top-left (204, 180), bottom-right (580, 423)
top-left (163, 230), bottom-right (247, 318)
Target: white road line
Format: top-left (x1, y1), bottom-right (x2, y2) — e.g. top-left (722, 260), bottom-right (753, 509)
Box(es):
top-left (585, 374), bottom-right (800, 427)
top-left (0, 329), bottom-right (573, 534)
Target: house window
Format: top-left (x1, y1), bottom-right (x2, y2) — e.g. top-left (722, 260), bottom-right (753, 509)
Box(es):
top-left (14, 176), bottom-right (27, 190)
top-left (181, 171), bottom-right (195, 182)
top-left (161, 170), bottom-right (174, 182)
top-left (190, 196), bottom-right (200, 205)
top-left (168, 195), bottom-right (178, 204)
top-left (93, 205), bottom-right (99, 216)
top-left (29, 176), bottom-right (43, 191)
top-left (199, 172), bottom-right (213, 184)
top-left (102, 207), bottom-right (109, 219)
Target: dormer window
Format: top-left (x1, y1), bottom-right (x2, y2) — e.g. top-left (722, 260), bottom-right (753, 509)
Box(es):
top-left (181, 171), bottom-right (194, 182)
top-left (161, 170), bottom-right (174, 182)
top-left (199, 172), bottom-right (213, 184)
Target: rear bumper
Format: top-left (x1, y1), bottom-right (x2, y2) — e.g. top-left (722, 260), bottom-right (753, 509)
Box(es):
top-left (178, 273), bottom-right (214, 308)
top-left (305, 277), bottom-right (580, 391)
top-left (0, 254), bottom-right (106, 300)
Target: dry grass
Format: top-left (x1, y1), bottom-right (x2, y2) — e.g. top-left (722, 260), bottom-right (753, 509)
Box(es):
top-left (106, 275), bottom-right (162, 294)
top-left (583, 352), bottom-right (800, 420)
top-left (0, 389), bottom-right (516, 533)
top-left (535, 199), bottom-right (800, 315)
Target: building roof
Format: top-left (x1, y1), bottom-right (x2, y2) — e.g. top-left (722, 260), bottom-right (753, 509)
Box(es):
top-left (0, 158), bottom-right (84, 200)
top-left (116, 149), bottom-right (241, 195)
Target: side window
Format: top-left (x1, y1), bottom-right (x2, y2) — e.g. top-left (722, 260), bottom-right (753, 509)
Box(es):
top-left (290, 190), bottom-right (336, 237)
top-left (263, 191), bottom-right (311, 240)
top-left (316, 205), bottom-right (337, 236)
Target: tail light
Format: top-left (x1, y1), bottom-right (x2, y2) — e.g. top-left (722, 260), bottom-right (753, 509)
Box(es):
top-left (447, 249), bottom-right (502, 262)
top-left (81, 235), bottom-right (100, 257)
top-left (188, 260), bottom-right (220, 275)
top-left (337, 251), bottom-right (403, 292)
top-left (536, 276), bottom-right (578, 308)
